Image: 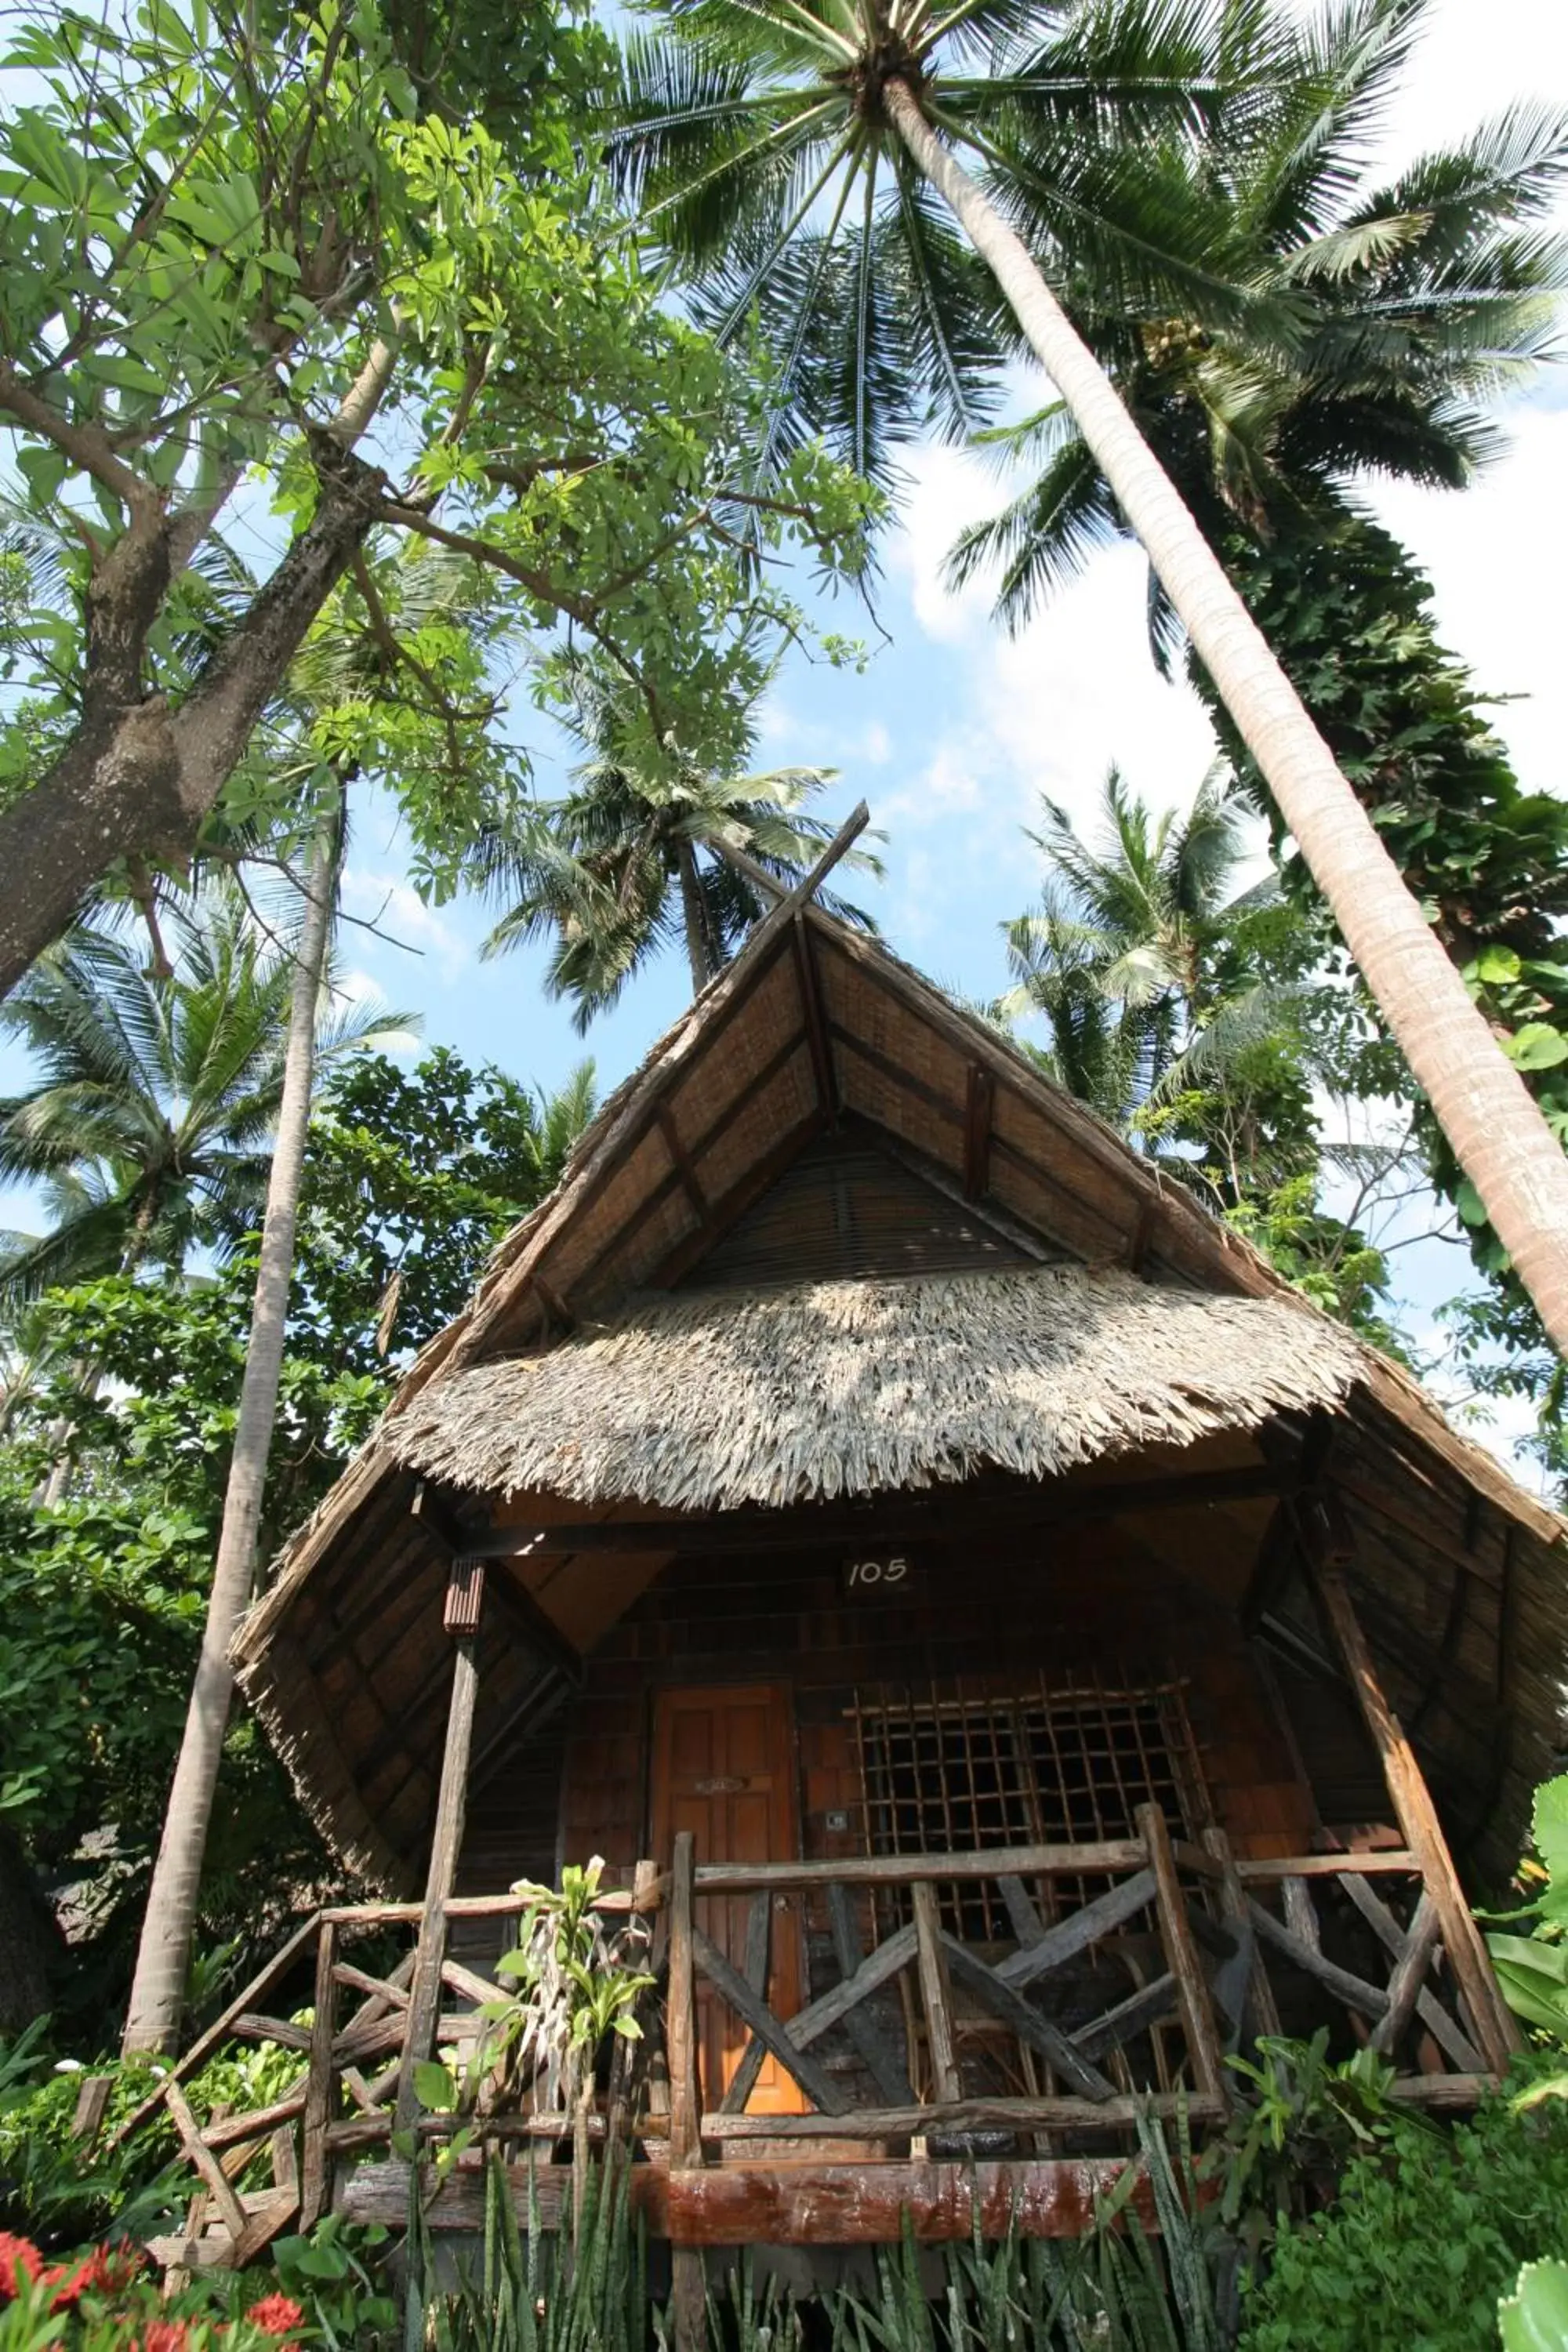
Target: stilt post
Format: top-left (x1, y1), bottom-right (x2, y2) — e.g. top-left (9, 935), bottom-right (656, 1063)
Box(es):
top-left (395, 1559), bottom-right (485, 2132)
top-left (666, 1830), bottom-right (706, 2352)
top-left (1307, 1539), bottom-right (1519, 2073)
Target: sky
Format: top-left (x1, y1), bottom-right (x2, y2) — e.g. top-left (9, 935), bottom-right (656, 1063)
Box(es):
top-left (11, 0), bottom-right (1568, 1461)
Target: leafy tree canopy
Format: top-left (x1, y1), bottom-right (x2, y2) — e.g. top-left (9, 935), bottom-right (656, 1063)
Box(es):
top-left (0, 0), bottom-right (877, 988)
top-left (0, 1045), bottom-right (593, 2034)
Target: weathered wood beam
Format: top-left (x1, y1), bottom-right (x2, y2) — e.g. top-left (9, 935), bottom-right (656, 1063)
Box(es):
top-left (912, 1882), bottom-right (962, 2106)
top-left (456, 1462), bottom-right (1298, 1563)
top-left (394, 1565), bottom-right (485, 2132)
top-left (1309, 1559), bottom-right (1520, 2072)
top-left (963, 1065), bottom-right (994, 1200)
top-left (793, 915), bottom-right (838, 1118)
top-left (702, 2090), bottom-right (1226, 2140)
top-left (827, 1883), bottom-right (917, 2107)
top-left (667, 1832), bottom-right (702, 2169)
top-left (1142, 1805), bottom-right (1229, 2107)
top-left (996, 1868), bottom-right (1157, 1987)
top-left (111, 1912), bottom-right (324, 2149)
top-left (339, 2153), bottom-right (1161, 2244)
top-left (1369, 1893), bottom-right (1442, 2059)
top-left (1335, 1872), bottom-right (1484, 2073)
top-left (937, 1930), bottom-right (1116, 2100)
top-left (299, 1921), bottom-right (338, 2227)
top-left (652, 1112), bottom-right (829, 1290)
top-left (848, 1113), bottom-right (1055, 1265)
top-left (1070, 1973), bottom-right (1178, 2063)
top-left (697, 1842), bottom-right (1146, 1895)
top-left (655, 1100), bottom-right (710, 1220)
top-left (692, 1928), bottom-right (847, 2114)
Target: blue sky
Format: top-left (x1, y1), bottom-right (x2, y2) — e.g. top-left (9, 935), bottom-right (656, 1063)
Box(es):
top-left (9, 0), bottom-right (1568, 1467)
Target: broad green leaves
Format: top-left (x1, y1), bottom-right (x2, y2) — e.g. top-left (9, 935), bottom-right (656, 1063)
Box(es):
top-left (0, 0), bottom-right (876, 945)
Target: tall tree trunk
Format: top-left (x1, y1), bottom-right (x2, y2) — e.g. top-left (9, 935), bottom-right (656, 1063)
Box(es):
top-left (675, 838), bottom-right (714, 995)
top-left (884, 77), bottom-right (1568, 1359)
top-left (121, 806), bottom-right (340, 2054)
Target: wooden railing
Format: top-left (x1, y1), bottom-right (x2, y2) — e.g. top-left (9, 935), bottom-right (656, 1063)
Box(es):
top-left (120, 1824), bottom-right (1499, 2273)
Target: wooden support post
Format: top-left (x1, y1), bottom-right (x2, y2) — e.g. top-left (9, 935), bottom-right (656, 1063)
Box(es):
top-left (1370, 1894), bottom-right (1443, 2060)
top-left (1140, 1806), bottom-right (1229, 2107)
top-left (299, 1919), bottom-right (338, 2228)
top-left (911, 1880), bottom-right (962, 2105)
top-left (1203, 1827), bottom-right (1280, 2042)
top-left (395, 1563), bottom-right (485, 2132)
top-left (666, 1831), bottom-right (705, 2352)
top-left (1311, 1563), bottom-right (1520, 2073)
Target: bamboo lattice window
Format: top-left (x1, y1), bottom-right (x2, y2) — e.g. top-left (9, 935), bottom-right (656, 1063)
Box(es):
top-left (850, 1677), bottom-right (1208, 1940)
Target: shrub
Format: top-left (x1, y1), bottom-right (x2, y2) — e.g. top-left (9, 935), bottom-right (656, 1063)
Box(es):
top-left (1239, 2067), bottom-right (1568, 2352)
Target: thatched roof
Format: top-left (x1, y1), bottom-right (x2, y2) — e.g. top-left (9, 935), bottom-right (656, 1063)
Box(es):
top-left (230, 880), bottom-right (1568, 1894)
top-left (384, 1267), bottom-right (1365, 1513)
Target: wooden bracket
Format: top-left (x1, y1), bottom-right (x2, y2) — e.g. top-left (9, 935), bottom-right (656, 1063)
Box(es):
top-left (443, 1555), bottom-right (485, 1638)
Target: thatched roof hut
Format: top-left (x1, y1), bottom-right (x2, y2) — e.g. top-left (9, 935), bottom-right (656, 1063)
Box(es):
top-left (232, 883), bottom-right (1568, 1900)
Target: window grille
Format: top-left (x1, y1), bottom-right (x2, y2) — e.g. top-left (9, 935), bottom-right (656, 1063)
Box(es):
top-left (849, 1676), bottom-right (1207, 1940)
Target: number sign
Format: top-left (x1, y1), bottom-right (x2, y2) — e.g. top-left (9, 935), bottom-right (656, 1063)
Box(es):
top-left (843, 1554), bottom-right (913, 1595)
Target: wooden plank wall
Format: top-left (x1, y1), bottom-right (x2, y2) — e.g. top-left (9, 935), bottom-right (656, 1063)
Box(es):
top-left (456, 1522), bottom-right (1341, 1901)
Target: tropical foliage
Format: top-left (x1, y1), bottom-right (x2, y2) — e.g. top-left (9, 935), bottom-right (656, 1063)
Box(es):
top-left (476, 657), bottom-right (877, 1020)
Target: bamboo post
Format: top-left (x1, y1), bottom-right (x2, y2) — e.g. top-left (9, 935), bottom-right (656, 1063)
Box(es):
top-left (666, 1831), bottom-right (705, 2352)
top-left (395, 1560), bottom-right (485, 2132)
top-left (1311, 1561), bottom-right (1520, 2073)
top-left (1141, 1805), bottom-right (1229, 2107)
top-left (911, 1878), bottom-right (962, 2105)
top-left (1203, 1825), bottom-right (1281, 2041)
top-left (299, 1920), bottom-right (338, 2227)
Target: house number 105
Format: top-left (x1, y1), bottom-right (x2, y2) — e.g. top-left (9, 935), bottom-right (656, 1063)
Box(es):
top-left (845, 1555), bottom-right (909, 1589)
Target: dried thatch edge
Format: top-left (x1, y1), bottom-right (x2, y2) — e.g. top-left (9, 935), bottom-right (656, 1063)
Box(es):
top-left (377, 1269), bottom-right (1363, 1515)
top-left (235, 1629), bottom-right (413, 1895)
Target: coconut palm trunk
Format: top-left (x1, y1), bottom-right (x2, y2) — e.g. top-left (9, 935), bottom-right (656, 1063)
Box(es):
top-left (675, 837), bottom-right (717, 995)
top-left (880, 77), bottom-right (1568, 1352)
top-left (122, 808), bottom-right (340, 2054)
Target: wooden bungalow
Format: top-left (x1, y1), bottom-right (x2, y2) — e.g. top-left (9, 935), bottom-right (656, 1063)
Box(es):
top-left (138, 850), bottom-right (1568, 2300)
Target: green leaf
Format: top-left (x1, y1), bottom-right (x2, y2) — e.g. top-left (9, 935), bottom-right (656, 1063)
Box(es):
top-left (1500, 2259), bottom-right (1568, 2352)
top-left (413, 2059), bottom-right (459, 2112)
top-left (1475, 946), bottom-right (1523, 985)
top-left (1504, 1023), bottom-right (1568, 1071)
top-left (16, 443), bottom-right (69, 506)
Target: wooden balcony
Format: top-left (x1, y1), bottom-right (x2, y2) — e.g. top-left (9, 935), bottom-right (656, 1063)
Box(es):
top-left (125, 1809), bottom-right (1503, 2278)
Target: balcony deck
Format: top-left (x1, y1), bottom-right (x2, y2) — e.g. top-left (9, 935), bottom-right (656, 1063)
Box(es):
top-left (120, 1819), bottom-right (1498, 2278)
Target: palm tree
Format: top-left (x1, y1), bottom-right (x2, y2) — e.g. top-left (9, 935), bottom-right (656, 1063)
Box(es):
top-left (616, 0), bottom-right (1568, 1355)
top-left (122, 805), bottom-right (343, 2054)
top-left (478, 656), bottom-right (877, 1022)
top-left (943, 40), bottom-right (1568, 934)
top-left (1003, 766), bottom-right (1316, 1200)
top-left (0, 890), bottom-right (390, 1306)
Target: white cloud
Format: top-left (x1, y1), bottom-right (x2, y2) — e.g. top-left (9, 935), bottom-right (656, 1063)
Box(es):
top-left (882, 445), bottom-right (1219, 861)
top-left (339, 868), bottom-right (471, 980)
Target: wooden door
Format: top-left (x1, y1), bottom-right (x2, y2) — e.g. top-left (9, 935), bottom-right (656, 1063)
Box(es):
top-left (651, 1685), bottom-right (804, 2115)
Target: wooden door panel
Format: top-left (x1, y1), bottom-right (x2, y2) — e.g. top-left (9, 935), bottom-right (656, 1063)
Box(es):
top-left (652, 1685), bottom-right (803, 2115)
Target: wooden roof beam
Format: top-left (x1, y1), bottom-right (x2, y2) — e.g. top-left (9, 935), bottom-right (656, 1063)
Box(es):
top-left (448, 1460), bottom-right (1300, 1561)
top-left (964, 1065), bottom-right (994, 1200)
top-left (793, 915), bottom-right (838, 1120)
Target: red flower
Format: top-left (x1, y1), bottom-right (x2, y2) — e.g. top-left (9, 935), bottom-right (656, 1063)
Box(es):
top-left (245, 2292), bottom-right (306, 2337)
top-left (139, 2322), bottom-right (191, 2351)
top-left (44, 2243), bottom-right (123, 2308)
top-left (0, 2232), bottom-right (43, 2296)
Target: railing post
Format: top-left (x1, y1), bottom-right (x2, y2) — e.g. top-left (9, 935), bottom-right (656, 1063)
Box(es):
top-left (299, 1918), bottom-right (338, 2227)
top-left (667, 1831), bottom-right (706, 2352)
top-left (396, 1559), bottom-right (485, 2132)
top-left (1310, 1554), bottom-right (1520, 2072)
top-left (911, 1878), bottom-right (962, 2107)
top-left (1140, 1805), bottom-right (1229, 2109)
top-left (1203, 1825), bottom-right (1281, 2041)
